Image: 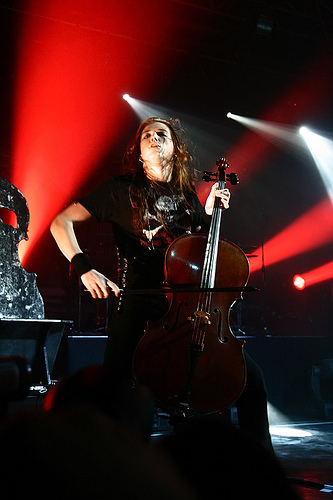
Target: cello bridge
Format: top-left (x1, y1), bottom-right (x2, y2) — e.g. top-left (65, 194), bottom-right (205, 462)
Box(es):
top-left (187, 310), bottom-right (211, 325)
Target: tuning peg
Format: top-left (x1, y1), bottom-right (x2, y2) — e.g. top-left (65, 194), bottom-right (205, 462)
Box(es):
top-left (202, 171), bottom-right (217, 182)
top-left (227, 173), bottom-right (239, 185)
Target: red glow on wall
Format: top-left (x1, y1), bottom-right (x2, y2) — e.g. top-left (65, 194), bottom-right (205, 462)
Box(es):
top-left (11, 0), bottom-right (197, 265)
top-left (248, 198), bottom-right (333, 273)
top-left (0, 208), bottom-right (17, 228)
top-left (293, 261), bottom-right (333, 290)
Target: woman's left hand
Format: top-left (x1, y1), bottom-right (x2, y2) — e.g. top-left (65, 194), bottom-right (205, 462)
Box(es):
top-left (205, 183), bottom-right (231, 215)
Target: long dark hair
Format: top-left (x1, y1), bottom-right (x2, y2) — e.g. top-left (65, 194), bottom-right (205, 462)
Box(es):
top-left (123, 117), bottom-right (197, 229)
top-left (123, 117), bottom-right (196, 195)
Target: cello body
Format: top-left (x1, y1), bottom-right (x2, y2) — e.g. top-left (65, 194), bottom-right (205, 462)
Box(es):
top-left (132, 233), bottom-right (249, 413)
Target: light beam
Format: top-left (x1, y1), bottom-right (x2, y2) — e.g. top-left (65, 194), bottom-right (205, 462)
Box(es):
top-left (248, 198), bottom-right (333, 273)
top-left (300, 127), bottom-right (333, 205)
top-left (11, 0), bottom-right (190, 265)
top-left (293, 261), bottom-right (333, 290)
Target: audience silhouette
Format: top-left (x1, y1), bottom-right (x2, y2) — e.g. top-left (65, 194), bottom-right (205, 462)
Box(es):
top-left (0, 365), bottom-right (300, 499)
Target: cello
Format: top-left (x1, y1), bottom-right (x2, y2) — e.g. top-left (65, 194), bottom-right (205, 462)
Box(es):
top-left (132, 158), bottom-right (250, 413)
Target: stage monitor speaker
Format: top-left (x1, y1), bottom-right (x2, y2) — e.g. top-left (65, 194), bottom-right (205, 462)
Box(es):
top-left (0, 319), bottom-right (72, 385)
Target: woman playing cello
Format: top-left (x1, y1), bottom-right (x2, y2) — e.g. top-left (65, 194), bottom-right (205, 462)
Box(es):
top-left (50, 117), bottom-right (273, 452)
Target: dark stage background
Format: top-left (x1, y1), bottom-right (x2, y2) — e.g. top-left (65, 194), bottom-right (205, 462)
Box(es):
top-left (0, 0), bottom-right (333, 340)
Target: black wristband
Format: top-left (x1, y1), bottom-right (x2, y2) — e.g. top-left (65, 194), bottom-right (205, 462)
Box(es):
top-left (71, 253), bottom-right (93, 277)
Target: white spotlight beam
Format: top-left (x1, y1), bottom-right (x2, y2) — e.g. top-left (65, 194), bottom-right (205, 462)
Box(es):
top-left (300, 127), bottom-right (333, 205)
top-left (122, 94), bottom-right (173, 121)
top-left (226, 112), bottom-right (303, 150)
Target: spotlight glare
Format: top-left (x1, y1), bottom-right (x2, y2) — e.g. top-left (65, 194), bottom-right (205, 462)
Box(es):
top-left (123, 93), bottom-right (131, 102)
top-left (299, 126), bottom-right (308, 136)
top-left (293, 274), bottom-right (306, 290)
top-left (269, 426), bottom-right (312, 438)
top-left (293, 261), bottom-right (333, 289)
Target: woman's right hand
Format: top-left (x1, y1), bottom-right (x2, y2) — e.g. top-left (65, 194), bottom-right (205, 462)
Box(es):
top-left (81, 269), bottom-right (120, 299)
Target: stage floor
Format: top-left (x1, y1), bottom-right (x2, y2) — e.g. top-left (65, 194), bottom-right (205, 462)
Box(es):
top-left (151, 418), bottom-right (333, 499)
top-left (270, 420), bottom-right (333, 499)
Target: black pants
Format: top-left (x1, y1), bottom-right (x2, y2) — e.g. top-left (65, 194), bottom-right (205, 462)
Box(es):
top-left (104, 294), bottom-right (273, 451)
top-left (236, 350), bottom-right (273, 451)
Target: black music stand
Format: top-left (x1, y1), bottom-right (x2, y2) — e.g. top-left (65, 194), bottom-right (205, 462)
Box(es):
top-left (0, 319), bottom-right (72, 385)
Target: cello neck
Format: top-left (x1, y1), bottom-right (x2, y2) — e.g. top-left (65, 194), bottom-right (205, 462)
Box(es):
top-left (200, 178), bottom-right (226, 289)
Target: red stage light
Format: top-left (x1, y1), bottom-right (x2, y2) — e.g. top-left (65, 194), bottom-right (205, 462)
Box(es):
top-left (294, 261), bottom-right (333, 290)
top-left (11, 0), bottom-right (199, 265)
top-left (293, 275), bottom-right (305, 290)
top-left (248, 198), bottom-right (333, 273)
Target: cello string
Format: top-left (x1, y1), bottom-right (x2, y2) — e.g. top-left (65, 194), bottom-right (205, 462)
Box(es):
top-left (192, 189), bottom-right (223, 347)
top-left (192, 172), bottom-right (226, 347)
